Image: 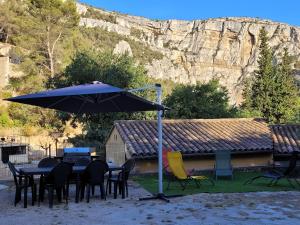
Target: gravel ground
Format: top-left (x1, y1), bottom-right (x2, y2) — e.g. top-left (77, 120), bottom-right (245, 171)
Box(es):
top-left (1, 180), bottom-right (300, 225)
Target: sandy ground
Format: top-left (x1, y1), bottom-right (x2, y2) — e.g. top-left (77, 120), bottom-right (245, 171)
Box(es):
top-left (1, 180), bottom-right (300, 225)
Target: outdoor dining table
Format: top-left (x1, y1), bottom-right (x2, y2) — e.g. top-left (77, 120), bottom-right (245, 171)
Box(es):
top-left (19, 164), bottom-right (125, 208)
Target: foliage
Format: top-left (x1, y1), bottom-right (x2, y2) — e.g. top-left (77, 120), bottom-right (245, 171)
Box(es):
top-left (79, 27), bottom-right (163, 64)
top-left (84, 7), bottom-right (117, 23)
top-left (21, 124), bottom-right (40, 136)
top-left (0, 111), bottom-right (13, 127)
top-left (0, 0), bottom-right (27, 43)
top-left (242, 28), bottom-right (299, 124)
top-left (130, 27), bottom-right (144, 39)
top-left (164, 80), bottom-right (237, 119)
top-left (50, 51), bottom-right (154, 150)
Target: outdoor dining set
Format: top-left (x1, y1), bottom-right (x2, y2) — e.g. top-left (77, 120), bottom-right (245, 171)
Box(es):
top-left (7, 148), bottom-right (135, 208)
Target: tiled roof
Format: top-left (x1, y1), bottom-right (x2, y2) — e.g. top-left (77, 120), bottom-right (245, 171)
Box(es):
top-left (114, 118), bottom-right (273, 158)
top-left (271, 125), bottom-right (300, 154)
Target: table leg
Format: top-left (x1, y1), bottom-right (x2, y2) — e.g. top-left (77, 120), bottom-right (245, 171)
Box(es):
top-left (24, 176), bottom-right (28, 208)
top-left (75, 173), bottom-right (80, 203)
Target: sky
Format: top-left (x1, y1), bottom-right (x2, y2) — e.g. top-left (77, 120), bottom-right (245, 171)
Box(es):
top-left (80, 0), bottom-right (300, 27)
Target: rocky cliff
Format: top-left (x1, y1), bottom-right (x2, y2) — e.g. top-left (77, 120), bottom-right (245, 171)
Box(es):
top-left (78, 3), bottom-right (300, 104)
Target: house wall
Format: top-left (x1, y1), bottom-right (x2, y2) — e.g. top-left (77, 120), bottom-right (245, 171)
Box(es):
top-left (105, 127), bottom-right (126, 166)
top-left (134, 153), bottom-right (273, 173)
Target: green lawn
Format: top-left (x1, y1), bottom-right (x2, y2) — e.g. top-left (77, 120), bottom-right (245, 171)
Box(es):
top-left (133, 171), bottom-right (300, 195)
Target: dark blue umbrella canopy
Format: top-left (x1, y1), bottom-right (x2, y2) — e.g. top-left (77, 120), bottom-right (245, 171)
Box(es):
top-left (5, 82), bottom-right (165, 113)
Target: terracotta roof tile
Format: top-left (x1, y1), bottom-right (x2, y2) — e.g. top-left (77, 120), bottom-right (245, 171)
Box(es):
top-left (271, 125), bottom-right (300, 154)
top-left (114, 118), bottom-right (273, 158)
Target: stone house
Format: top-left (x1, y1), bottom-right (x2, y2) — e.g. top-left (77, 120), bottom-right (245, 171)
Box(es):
top-left (105, 118), bottom-right (299, 173)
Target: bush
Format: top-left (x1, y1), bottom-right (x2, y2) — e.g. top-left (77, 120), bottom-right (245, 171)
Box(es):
top-left (0, 112), bottom-right (13, 127)
top-left (85, 7), bottom-right (117, 23)
top-left (21, 125), bottom-right (40, 136)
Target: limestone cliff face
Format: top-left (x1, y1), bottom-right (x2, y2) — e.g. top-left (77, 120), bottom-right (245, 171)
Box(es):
top-left (79, 4), bottom-right (300, 104)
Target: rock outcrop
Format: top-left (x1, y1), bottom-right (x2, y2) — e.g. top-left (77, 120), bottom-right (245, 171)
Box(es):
top-left (78, 3), bottom-right (300, 104)
top-left (113, 40), bottom-right (133, 57)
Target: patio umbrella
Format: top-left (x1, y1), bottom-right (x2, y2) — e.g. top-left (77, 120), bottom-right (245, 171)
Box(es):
top-left (5, 81), bottom-right (173, 202)
top-left (5, 81), bottom-right (164, 113)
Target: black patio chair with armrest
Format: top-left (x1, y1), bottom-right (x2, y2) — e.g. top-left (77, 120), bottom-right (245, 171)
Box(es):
top-left (80, 160), bottom-right (109, 202)
top-left (39, 162), bottom-right (73, 208)
top-left (38, 157), bottom-right (59, 202)
top-left (8, 161), bottom-right (37, 207)
top-left (244, 151), bottom-right (299, 187)
top-left (106, 158), bottom-right (135, 199)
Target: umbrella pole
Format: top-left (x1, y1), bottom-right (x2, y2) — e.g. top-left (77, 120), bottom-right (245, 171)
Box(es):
top-left (139, 84), bottom-right (182, 202)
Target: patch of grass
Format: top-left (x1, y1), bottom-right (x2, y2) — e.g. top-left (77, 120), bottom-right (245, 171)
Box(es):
top-left (133, 171), bottom-right (300, 196)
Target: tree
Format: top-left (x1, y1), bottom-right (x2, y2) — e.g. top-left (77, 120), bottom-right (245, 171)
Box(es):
top-left (271, 48), bottom-right (299, 123)
top-left (30, 0), bottom-right (79, 77)
top-left (11, 0), bottom-right (79, 78)
top-left (242, 28), bottom-right (299, 123)
top-left (0, 0), bottom-right (23, 43)
top-left (164, 80), bottom-right (237, 119)
top-left (51, 51), bottom-right (154, 150)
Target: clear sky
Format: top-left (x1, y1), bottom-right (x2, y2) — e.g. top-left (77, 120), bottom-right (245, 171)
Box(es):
top-left (80, 0), bottom-right (300, 27)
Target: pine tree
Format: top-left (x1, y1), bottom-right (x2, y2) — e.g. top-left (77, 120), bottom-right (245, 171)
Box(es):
top-left (242, 28), bottom-right (299, 123)
top-left (250, 27), bottom-right (276, 122)
top-left (271, 48), bottom-right (298, 123)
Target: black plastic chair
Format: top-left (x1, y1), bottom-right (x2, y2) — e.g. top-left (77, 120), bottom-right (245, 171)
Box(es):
top-left (39, 162), bottom-right (73, 208)
top-left (8, 161), bottom-right (36, 207)
top-left (244, 151), bottom-right (299, 187)
top-left (38, 157), bottom-right (59, 168)
top-left (106, 158), bottom-right (135, 199)
top-left (38, 157), bottom-right (59, 201)
top-left (80, 160), bottom-right (109, 203)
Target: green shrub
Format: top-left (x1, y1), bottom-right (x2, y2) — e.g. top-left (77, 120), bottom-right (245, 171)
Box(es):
top-left (0, 112), bottom-right (13, 127)
top-left (85, 8), bottom-right (117, 23)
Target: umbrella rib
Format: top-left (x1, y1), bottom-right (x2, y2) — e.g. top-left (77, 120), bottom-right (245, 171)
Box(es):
top-left (47, 96), bottom-right (70, 108)
top-left (97, 93), bottom-right (121, 104)
top-left (77, 99), bottom-right (87, 114)
top-left (73, 95), bottom-right (95, 103)
top-left (110, 99), bottom-right (122, 111)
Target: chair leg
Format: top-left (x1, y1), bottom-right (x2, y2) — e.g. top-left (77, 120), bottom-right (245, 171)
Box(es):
top-left (15, 188), bottom-right (21, 206)
top-left (287, 178), bottom-right (295, 188)
top-left (105, 180), bottom-right (109, 197)
top-left (100, 183), bottom-right (105, 200)
top-left (113, 182), bottom-right (118, 199)
top-left (92, 185), bottom-right (95, 196)
top-left (48, 186), bottom-right (53, 208)
top-left (109, 180), bottom-right (112, 194)
top-left (125, 181), bottom-right (128, 197)
top-left (244, 176), bottom-right (262, 185)
top-left (80, 184), bottom-right (85, 201)
top-left (86, 184), bottom-right (90, 203)
top-left (56, 188), bottom-right (62, 203)
top-left (31, 184), bottom-right (37, 206)
top-left (194, 179), bottom-right (200, 188)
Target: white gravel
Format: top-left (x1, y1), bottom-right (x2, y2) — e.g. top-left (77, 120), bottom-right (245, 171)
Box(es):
top-left (0, 180), bottom-right (300, 225)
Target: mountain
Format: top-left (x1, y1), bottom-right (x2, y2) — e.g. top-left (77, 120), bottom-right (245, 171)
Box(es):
top-left (77, 3), bottom-right (300, 104)
top-left (1, 2), bottom-right (299, 105)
